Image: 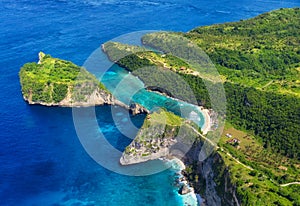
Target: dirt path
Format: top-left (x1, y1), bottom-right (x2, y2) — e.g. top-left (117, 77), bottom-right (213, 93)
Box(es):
top-left (187, 125), bottom-right (255, 172)
top-left (262, 80), bottom-right (273, 88)
top-left (225, 151), bottom-right (253, 171)
top-left (187, 124), bottom-right (217, 148)
top-left (280, 182), bottom-right (300, 187)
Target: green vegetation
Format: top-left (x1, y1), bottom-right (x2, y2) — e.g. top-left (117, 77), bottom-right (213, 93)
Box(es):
top-left (148, 108), bottom-right (183, 126)
top-left (104, 43), bottom-right (300, 159)
top-left (103, 42), bottom-right (191, 73)
top-left (214, 122), bottom-right (300, 205)
top-left (187, 8), bottom-right (300, 92)
top-left (19, 52), bottom-right (109, 104)
top-left (104, 8), bottom-right (300, 159)
top-left (103, 42), bottom-right (145, 62)
top-left (124, 109), bottom-right (183, 155)
top-left (104, 8), bottom-right (300, 205)
top-left (224, 83), bottom-right (299, 158)
top-left (143, 8), bottom-right (300, 96)
top-left (182, 123), bottom-right (299, 205)
top-left (102, 42), bottom-right (209, 104)
top-left (124, 109), bottom-right (202, 156)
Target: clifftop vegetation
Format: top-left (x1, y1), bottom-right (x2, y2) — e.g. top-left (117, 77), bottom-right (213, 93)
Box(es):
top-left (121, 108), bottom-right (202, 165)
top-left (19, 52), bottom-right (110, 106)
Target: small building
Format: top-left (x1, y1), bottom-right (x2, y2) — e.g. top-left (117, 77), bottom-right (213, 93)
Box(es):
top-left (227, 138), bottom-right (240, 145)
top-left (278, 166), bottom-right (288, 171)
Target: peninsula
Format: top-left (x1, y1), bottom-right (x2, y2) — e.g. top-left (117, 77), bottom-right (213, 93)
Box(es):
top-left (120, 108), bottom-right (203, 165)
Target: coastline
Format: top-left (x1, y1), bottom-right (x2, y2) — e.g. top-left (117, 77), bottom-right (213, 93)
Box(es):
top-left (197, 107), bottom-right (211, 135)
top-left (166, 157), bottom-right (201, 206)
top-left (145, 88), bottom-right (212, 134)
top-left (102, 45), bottom-right (212, 134)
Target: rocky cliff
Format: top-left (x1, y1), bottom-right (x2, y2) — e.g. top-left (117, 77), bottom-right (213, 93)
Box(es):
top-left (183, 144), bottom-right (240, 206)
top-left (120, 109), bottom-right (200, 165)
top-left (120, 109), bottom-right (240, 206)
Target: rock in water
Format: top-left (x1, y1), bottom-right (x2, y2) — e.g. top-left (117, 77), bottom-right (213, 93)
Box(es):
top-left (179, 184), bottom-right (192, 195)
top-left (129, 103), bottom-right (149, 115)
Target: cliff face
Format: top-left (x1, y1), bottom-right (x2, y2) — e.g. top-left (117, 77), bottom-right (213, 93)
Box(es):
top-left (25, 85), bottom-right (126, 108)
top-left (184, 144), bottom-right (240, 206)
top-left (120, 109), bottom-right (185, 165)
top-left (210, 153), bottom-right (240, 206)
top-left (120, 109), bottom-right (240, 206)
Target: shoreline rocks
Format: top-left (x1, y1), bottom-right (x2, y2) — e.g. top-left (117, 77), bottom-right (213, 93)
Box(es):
top-left (129, 103), bottom-right (149, 115)
top-left (179, 184), bottom-right (192, 195)
top-left (24, 88), bottom-right (127, 108)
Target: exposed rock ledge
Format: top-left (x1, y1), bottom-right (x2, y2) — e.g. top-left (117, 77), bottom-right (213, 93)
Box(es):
top-left (129, 102), bottom-right (150, 115)
top-left (25, 87), bottom-right (124, 107)
top-left (120, 109), bottom-right (239, 206)
top-left (25, 89), bottom-right (148, 115)
top-left (120, 109), bottom-right (199, 166)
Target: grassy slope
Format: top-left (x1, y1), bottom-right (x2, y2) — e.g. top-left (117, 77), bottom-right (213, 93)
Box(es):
top-left (216, 122), bottom-right (300, 205)
top-left (19, 52), bottom-right (108, 104)
top-left (103, 42), bottom-right (190, 73)
top-left (186, 8), bottom-right (300, 97)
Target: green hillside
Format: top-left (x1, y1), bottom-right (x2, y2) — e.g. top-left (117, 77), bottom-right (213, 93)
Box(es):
top-left (144, 8), bottom-right (300, 97)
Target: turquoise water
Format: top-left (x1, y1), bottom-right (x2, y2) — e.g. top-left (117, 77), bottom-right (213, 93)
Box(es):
top-left (101, 65), bottom-right (205, 128)
top-left (1, 0), bottom-right (299, 205)
top-left (85, 43), bottom-right (205, 128)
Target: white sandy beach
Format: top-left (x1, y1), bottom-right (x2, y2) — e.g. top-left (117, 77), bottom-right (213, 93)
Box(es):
top-left (198, 107), bottom-right (211, 135)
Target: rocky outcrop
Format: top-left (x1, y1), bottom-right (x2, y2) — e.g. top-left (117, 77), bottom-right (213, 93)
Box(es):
top-left (129, 103), bottom-right (149, 115)
top-left (25, 86), bottom-right (127, 108)
top-left (20, 52), bottom-right (149, 112)
top-left (119, 121), bottom-right (178, 165)
top-left (146, 86), bottom-right (174, 98)
top-left (179, 184), bottom-right (192, 195)
top-left (120, 109), bottom-right (197, 165)
top-left (119, 109), bottom-right (239, 206)
top-left (183, 144), bottom-right (240, 206)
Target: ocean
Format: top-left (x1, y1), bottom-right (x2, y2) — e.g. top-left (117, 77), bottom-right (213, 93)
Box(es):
top-left (0, 0), bottom-right (299, 205)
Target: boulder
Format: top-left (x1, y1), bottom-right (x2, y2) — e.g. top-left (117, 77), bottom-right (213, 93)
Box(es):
top-left (129, 103), bottom-right (149, 115)
top-left (179, 184), bottom-right (192, 195)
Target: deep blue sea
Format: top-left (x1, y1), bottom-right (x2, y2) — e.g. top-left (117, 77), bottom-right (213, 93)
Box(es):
top-left (0, 0), bottom-right (299, 205)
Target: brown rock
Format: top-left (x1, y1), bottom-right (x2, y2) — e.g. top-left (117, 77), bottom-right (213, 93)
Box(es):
top-left (179, 184), bottom-right (192, 195)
